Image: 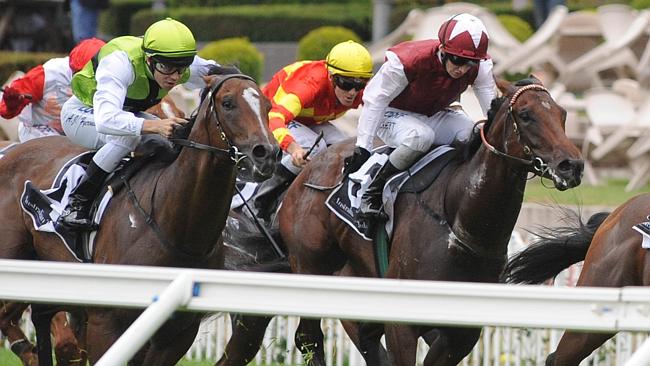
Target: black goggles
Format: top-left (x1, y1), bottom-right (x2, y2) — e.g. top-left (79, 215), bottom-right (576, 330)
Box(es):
top-left (447, 54), bottom-right (478, 67)
top-left (153, 61), bottom-right (188, 75)
top-left (333, 75), bottom-right (368, 92)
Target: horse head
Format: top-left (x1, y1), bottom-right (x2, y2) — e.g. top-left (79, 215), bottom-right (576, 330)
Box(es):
top-left (488, 76), bottom-right (583, 190)
top-left (192, 65), bottom-right (279, 182)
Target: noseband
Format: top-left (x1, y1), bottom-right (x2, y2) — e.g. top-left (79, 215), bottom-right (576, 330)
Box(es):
top-left (170, 73), bottom-right (256, 165)
top-left (479, 84), bottom-right (551, 175)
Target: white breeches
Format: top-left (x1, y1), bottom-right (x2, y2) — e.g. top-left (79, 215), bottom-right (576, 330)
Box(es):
top-left (376, 107), bottom-right (474, 169)
top-left (61, 96), bottom-right (154, 172)
top-left (280, 120), bottom-right (348, 175)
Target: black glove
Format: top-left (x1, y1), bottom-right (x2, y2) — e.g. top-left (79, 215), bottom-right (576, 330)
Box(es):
top-left (343, 146), bottom-right (371, 175)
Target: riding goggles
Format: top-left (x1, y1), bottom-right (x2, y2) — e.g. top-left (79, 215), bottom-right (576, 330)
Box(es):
top-left (153, 61), bottom-right (188, 75)
top-left (446, 54), bottom-right (478, 67)
top-left (333, 75), bottom-right (368, 92)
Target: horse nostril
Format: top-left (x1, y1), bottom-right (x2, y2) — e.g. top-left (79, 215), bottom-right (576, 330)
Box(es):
top-left (557, 159), bottom-right (583, 173)
top-left (252, 144), bottom-right (270, 159)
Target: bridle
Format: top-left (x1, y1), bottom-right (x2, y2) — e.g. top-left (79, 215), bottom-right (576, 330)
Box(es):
top-left (170, 73), bottom-right (255, 165)
top-left (479, 84), bottom-right (551, 175)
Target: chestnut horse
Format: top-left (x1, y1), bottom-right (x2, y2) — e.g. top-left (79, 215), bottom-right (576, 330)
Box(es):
top-left (0, 65), bottom-right (279, 366)
top-left (0, 92), bottom-right (188, 366)
top-left (501, 203), bottom-right (646, 365)
top-left (216, 77), bottom-right (584, 366)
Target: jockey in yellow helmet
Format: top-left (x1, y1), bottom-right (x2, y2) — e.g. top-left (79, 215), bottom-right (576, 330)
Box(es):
top-left (252, 40), bottom-right (373, 222)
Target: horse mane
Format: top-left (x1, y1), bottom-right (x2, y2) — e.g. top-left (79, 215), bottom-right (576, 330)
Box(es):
top-left (451, 95), bottom-right (507, 162)
top-left (450, 77), bottom-right (542, 161)
top-left (199, 64), bottom-right (245, 102)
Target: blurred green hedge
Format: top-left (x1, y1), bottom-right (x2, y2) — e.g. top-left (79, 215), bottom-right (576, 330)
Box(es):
top-left (99, 0), bottom-right (153, 37)
top-left (0, 52), bottom-right (63, 85)
top-left (498, 14), bottom-right (534, 42)
top-left (198, 38), bottom-right (264, 82)
top-left (297, 26), bottom-right (362, 61)
top-left (129, 4), bottom-right (370, 42)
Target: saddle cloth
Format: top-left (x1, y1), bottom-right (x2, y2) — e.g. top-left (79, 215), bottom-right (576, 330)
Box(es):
top-left (633, 220), bottom-right (650, 249)
top-left (20, 152), bottom-right (113, 262)
top-left (326, 145), bottom-right (455, 241)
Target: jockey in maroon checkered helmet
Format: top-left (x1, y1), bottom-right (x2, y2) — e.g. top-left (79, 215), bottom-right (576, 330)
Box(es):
top-left (345, 13), bottom-right (496, 218)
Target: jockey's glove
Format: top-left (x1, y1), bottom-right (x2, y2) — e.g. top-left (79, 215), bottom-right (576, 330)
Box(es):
top-left (2, 86), bottom-right (29, 110)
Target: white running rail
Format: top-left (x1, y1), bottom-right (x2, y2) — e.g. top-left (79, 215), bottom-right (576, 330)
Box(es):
top-left (0, 259), bottom-right (649, 365)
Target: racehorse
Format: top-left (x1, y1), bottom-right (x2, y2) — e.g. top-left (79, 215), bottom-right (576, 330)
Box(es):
top-left (500, 202), bottom-right (645, 365)
top-left (0, 92), bottom-right (188, 366)
top-left (216, 77), bottom-right (584, 366)
top-left (0, 65), bottom-right (279, 366)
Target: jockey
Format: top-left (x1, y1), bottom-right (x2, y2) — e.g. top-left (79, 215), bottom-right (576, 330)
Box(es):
top-left (344, 13), bottom-right (497, 217)
top-left (58, 17), bottom-right (216, 230)
top-left (0, 38), bottom-right (105, 142)
top-left (252, 40), bottom-right (373, 222)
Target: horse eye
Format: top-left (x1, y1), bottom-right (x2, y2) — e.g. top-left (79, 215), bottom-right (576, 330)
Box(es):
top-left (222, 99), bottom-right (234, 109)
top-left (519, 111), bottom-right (531, 122)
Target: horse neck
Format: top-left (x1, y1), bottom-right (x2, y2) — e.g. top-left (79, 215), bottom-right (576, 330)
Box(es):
top-left (154, 121), bottom-right (236, 257)
top-left (443, 115), bottom-right (528, 257)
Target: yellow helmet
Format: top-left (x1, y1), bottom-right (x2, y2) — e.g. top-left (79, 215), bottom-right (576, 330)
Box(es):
top-left (326, 40), bottom-right (373, 79)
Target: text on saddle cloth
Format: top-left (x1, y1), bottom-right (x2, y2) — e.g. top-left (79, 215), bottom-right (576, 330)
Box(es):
top-left (633, 219), bottom-right (650, 249)
top-left (326, 145), bottom-right (455, 241)
top-left (20, 152), bottom-right (113, 262)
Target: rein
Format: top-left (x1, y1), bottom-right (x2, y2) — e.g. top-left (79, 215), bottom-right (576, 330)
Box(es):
top-left (169, 74), bottom-right (255, 165)
top-left (479, 84), bottom-right (550, 175)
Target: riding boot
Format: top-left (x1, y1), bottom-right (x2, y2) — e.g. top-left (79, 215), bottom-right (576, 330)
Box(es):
top-left (360, 161), bottom-right (401, 217)
top-left (58, 161), bottom-right (109, 230)
top-left (252, 164), bottom-right (296, 223)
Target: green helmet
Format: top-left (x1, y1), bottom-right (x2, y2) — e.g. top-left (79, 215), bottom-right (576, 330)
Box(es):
top-left (143, 17), bottom-right (197, 67)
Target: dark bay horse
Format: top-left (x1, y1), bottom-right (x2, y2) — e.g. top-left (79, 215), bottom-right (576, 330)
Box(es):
top-left (0, 65), bottom-right (279, 366)
top-left (216, 77), bottom-right (584, 366)
top-left (501, 201), bottom-right (647, 365)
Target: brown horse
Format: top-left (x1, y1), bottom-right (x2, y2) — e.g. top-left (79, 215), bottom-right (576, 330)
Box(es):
top-left (0, 93), bottom-right (187, 366)
top-left (501, 202), bottom-right (646, 365)
top-left (216, 77), bottom-right (584, 366)
top-left (0, 65), bottom-right (279, 366)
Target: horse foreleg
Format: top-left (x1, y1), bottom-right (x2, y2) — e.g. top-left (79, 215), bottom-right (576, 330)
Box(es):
top-left (31, 304), bottom-right (56, 366)
top-left (141, 314), bottom-right (202, 366)
top-left (295, 318), bottom-right (326, 366)
top-left (421, 327), bottom-right (480, 366)
top-left (51, 311), bottom-right (86, 366)
top-left (547, 331), bottom-right (615, 366)
top-left (0, 302), bottom-right (37, 366)
top-left (385, 324), bottom-right (418, 366)
top-left (215, 314), bottom-right (273, 366)
top-left (84, 309), bottom-right (123, 364)
top-left (340, 320), bottom-right (392, 366)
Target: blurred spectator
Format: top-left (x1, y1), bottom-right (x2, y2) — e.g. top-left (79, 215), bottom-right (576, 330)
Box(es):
top-left (533, 0), bottom-right (565, 28)
top-left (70, 0), bottom-right (110, 44)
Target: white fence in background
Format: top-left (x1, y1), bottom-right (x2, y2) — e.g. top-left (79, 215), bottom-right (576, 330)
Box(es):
top-left (1, 257), bottom-right (649, 365)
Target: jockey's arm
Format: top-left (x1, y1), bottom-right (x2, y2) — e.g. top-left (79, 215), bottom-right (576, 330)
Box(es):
top-left (93, 52), bottom-right (146, 136)
top-left (472, 58), bottom-right (497, 118)
top-left (0, 65), bottom-right (45, 119)
top-left (355, 51), bottom-right (408, 152)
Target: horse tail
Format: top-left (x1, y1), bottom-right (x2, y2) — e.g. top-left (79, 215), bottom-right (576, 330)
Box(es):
top-left (501, 211), bottom-right (610, 284)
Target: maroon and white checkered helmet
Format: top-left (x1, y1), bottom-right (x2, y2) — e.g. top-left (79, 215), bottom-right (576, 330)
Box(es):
top-left (438, 13), bottom-right (489, 60)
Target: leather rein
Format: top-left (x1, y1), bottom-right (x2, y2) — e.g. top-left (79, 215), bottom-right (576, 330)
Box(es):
top-left (479, 84), bottom-right (551, 175)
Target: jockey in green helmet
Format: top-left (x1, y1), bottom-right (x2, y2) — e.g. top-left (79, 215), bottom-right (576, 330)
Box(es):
top-left (58, 18), bottom-right (216, 230)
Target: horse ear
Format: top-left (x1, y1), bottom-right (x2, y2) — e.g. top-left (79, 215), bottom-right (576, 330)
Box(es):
top-left (495, 78), bottom-right (514, 95)
top-left (202, 74), bottom-right (217, 87)
top-left (528, 73), bottom-right (544, 85)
